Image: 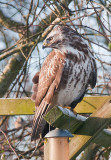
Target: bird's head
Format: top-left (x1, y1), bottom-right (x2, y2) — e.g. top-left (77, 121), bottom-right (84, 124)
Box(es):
top-left (42, 25), bottom-right (75, 51)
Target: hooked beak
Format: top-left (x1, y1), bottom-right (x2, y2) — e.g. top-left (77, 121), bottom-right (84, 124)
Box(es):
top-left (42, 45), bottom-right (46, 49)
top-left (42, 41), bottom-right (48, 49)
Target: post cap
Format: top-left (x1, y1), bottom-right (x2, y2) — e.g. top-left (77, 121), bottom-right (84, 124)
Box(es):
top-left (45, 128), bottom-right (73, 138)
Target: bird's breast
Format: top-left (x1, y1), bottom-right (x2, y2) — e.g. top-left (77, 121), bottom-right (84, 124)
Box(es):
top-left (52, 56), bottom-right (91, 106)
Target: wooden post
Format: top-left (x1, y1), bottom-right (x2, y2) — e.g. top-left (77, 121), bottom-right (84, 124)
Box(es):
top-left (44, 97), bottom-right (111, 159)
top-left (48, 138), bottom-right (69, 160)
top-left (44, 129), bottom-right (73, 160)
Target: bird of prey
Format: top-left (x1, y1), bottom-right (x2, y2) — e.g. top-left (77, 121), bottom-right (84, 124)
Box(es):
top-left (31, 25), bottom-right (97, 141)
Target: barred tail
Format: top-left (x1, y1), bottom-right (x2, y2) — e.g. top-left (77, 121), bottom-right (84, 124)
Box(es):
top-left (31, 101), bottom-right (49, 141)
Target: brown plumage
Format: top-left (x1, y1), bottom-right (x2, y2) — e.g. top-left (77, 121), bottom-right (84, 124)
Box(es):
top-left (31, 25), bottom-right (97, 141)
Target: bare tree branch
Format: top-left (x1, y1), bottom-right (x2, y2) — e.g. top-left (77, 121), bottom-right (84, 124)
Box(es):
top-left (0, 9), bottom-right (25, 33)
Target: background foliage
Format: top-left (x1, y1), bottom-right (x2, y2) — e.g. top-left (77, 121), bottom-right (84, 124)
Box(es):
top-left (0, 0), bottom-right (111, 159)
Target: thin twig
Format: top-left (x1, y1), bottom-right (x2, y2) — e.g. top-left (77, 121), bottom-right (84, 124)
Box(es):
top-left (0, 128), bottom-right (20, 160)
top-left (90, 1), bottom-right (111, 34)
top-left (92, 1), bottom-right (111, 16)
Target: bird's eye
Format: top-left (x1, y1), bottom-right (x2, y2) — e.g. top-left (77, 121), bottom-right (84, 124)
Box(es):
top-left (47, 37), bottom-right (53, 41)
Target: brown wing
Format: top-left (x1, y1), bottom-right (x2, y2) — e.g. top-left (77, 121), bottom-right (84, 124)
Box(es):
top-left (31, 72), bottom-right (39, 102)
top-left (31, 50), bottom-right (66, 140)
top-left (34, 50), bottom-right (65, 106)
top-left (31, 51), bottom-right (55, 102)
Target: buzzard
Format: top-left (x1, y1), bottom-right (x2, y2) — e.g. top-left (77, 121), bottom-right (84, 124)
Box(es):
top-left (31, 25), bottom-right (97, 141)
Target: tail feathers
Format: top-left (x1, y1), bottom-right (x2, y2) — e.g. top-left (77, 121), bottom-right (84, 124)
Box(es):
top-left (31, 101), bottom-right (49, 141)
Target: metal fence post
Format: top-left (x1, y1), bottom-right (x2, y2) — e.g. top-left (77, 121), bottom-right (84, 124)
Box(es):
top-left (44, 129), bottom-right (73, 160)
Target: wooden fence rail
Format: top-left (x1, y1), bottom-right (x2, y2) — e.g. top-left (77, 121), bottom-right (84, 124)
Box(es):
top-left (0, 96), bottom-right (109, 115)
top-left (0, 96), bottom-right (111, 160)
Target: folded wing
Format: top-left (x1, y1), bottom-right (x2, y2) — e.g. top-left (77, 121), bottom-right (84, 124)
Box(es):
top-left (31, 50), bottom-right (65, 140)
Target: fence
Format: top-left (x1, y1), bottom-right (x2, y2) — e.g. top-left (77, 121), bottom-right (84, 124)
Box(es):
top-left (0, 96), bottom-right (111, 159)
